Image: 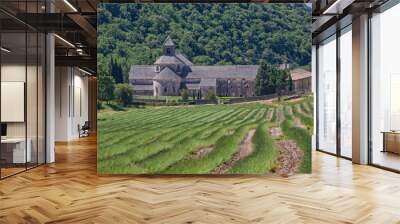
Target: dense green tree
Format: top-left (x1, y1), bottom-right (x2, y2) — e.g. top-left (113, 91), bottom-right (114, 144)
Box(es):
top-left (114, 83), bottom-right (134, 106)
top-left (110, 57), bottom-right (124, 83)
top-left (275, 69), bottom-right (291, 95)
top-left (98, 59), bottom-right (115, 103)
top-left (255, 62), bottom-right (271, 95)
top-left (98, 3), bottom-right (311, 76)
top-left (192, 55), bottom-right (213, 65)
top-left (98, 75), bottom-right (115, 103)
top-left (288, 72), bottom-right (293, 91)
top-left (255, 62), bottom-right (291, 96)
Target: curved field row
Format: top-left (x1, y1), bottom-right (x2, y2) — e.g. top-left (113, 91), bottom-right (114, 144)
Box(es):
top-left (291, 104), bottom-right (313, 134)
top-left (228, 123), bottom-right (279, 174)
top-left (280, 102), bottom-right (312, 173)
top-left (98, 104), bottom-right (271, 174)
top-left (99, 108), bottom-right (248, 165)
top-left (98, 108), bottom-right (243, 159)
top-left (98, 98), bottom-right (313, 175)
top-left (137, 108), bottom-right (265, 173)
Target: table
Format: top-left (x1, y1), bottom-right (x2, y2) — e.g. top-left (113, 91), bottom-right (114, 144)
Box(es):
top-left (382, 131), bottom-right (400, 154)
top-left (1, 138), bottom-right (31, 164)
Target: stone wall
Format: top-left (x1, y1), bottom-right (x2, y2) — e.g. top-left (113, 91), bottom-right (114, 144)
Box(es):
top-left (216, 79), bottom-right (255, 97)
top-left (153, 80), bottom-right (181, 96)
top-left (293, 77), bottom-right (311, 93)
top-left (134, 90), bottom-right (153, 96)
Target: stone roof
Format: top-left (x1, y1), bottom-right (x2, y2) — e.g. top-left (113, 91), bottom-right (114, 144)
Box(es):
top-left (176, 53), bottom-right (193, 66)
top-left (133, 85), bottom-right (153, 91)
top-left (186, 83), bottom-right (200, 90)
top-left (130, 65), bottom-right (259, 81)
top-left (154, 55), bottom-right (184, 65)
top-left (290, 68), bottom-right (311, 81)
top-left (200, 78), bottom-right (217, 87)
top-left (129, 65), bottom-right (155, 80)
top-left (187, 65), bottom-right (258, 80)
top-left (163, 36), bottom-right (175, 47)
top-left (154, 67), bottom-right (181, 81)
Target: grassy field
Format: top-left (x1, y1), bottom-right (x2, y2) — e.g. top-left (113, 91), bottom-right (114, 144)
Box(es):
top-left (98, 96), bottom-right (313, 174)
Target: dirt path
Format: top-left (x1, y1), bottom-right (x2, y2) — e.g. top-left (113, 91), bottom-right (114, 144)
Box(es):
top-left (285, 97), bottom-right (304, 103)
top-left (212, 129), bottom-right (256, 174)
top-left (293, 117), bottom-right (307, 129)
top-left (276, 106), bottom-right (284, 123)
top-left (275, 140), bottom-right (303, 177)
top-left (268, 108), bottom-right (303, 177)
top-left (295, 104), bottom-right (302, 114)
top-left (270, 127), bottom-right (282, 137)
top-left (187, 146), bottom-right (214, 160)
top-left (286, 105), bottom-right (293, 116)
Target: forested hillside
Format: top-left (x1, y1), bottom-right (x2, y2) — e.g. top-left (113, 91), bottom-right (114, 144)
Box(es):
top-left (97, 3), bottom-right (311, 81)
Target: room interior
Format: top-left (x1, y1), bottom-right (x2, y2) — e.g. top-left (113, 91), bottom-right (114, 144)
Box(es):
top-left (0, 0), bottom-right (399, 222)
top-left (0, 29), bottom-right (46, 178)
top-left (370, 3), bottom-right (400, 170)
top-left (0, 0), bottom-right (97, 179)
top-left (312, 0), bottom-right (400, 172)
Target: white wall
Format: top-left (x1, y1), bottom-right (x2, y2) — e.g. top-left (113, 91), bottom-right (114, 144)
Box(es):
top-left (317, 35), bottom-right (337, 154)
top-left (1, 63), bottom-right (46, 164)
top-left (312, 45), bottom-right (317, 150)
top-left (55, 67), bottom-right (89, 141)
top-left (339, 28), bottom-right (353, 158)
top-left (370, 4), bottom-right (400, 162)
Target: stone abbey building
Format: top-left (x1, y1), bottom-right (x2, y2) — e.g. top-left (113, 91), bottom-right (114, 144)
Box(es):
top-left (129, 36), bottom-right (258, 97)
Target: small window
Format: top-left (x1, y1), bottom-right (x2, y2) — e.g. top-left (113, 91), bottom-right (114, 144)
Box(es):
top-left (166, 48), bottom-right (171, 55)
top-left (155, 66), bottom-right (160, 72)
top-left (164, 87), bottom-right (167, 93)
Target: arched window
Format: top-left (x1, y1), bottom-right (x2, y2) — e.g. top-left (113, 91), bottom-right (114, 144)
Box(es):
top-left (164, 87), bottom-right (167, 93)
top-left (155, 65), bottom-right (160, 72)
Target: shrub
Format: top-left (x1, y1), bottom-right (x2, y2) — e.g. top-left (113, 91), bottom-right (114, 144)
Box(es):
top-left (205, 90), bottom-right (217, 101)
top-left (114, 83), bottom-right (134, 107)
top-left (181, 89), bottom-right (189, 101)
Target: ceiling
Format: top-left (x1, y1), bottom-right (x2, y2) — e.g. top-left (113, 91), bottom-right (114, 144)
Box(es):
top-left (311, 0), bottom-right (390, 43)
top-left (0, 0), bottom-right (98, 74)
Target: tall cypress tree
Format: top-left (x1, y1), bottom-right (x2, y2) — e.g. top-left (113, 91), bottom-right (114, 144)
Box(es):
top-left (110, 57), bottom-right (124, 83)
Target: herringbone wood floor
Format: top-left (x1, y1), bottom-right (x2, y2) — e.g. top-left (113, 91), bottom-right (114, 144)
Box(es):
top-left (1, 135), bottom-right (400, 224)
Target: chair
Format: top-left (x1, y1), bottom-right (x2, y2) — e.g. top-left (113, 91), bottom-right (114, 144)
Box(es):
top-left (79, 121), bottom-right (90, 138)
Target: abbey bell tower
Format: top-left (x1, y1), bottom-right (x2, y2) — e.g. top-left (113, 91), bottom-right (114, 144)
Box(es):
top-left (163, 35), bottom-right (176, 56)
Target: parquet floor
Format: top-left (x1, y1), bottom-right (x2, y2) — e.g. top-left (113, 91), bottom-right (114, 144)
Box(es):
top-left (1, 135), bottom-right (400, 223)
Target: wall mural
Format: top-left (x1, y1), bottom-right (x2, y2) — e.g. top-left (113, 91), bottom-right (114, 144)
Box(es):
top-left (97, 3), bottom-right (313, 175)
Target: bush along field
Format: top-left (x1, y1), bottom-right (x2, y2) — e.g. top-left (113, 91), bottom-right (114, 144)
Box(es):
top-left (97, 96), bottom-right (313, 175)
